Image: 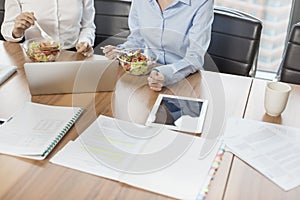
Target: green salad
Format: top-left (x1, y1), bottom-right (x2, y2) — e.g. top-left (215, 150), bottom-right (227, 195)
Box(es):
top-left (118, 49), bottom-right (156, 75)
top-left (25, 41), bottom-right (60, 62)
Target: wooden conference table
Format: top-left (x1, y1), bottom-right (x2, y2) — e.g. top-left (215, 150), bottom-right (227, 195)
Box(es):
top-left (0, 40), bottom-right (298, 199)
top-left (223, 79), bottom-right (300, 200)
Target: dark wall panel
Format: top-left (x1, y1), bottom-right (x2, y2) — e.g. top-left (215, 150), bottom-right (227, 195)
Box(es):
top-left (0, 0), bottom-right (4, 40)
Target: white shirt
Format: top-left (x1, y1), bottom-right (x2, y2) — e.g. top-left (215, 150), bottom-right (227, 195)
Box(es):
top-left (1, 0), bottom-right (96, 49)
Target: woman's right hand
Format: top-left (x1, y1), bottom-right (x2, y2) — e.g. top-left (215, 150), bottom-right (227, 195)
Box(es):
top-left (102, 45), bottom-right (118, 60)
top-left (12, 12), bottom-right (35, 38)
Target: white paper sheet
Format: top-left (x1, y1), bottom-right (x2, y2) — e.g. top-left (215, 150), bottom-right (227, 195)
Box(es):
top-left (0, 64), bottom-right (17, 85)
top-left (51, 115), bottom-right (222, 200)
top-left (51, 141), bottom-right (121, 180)
top-left (224, 118), bottom-right (300, 191)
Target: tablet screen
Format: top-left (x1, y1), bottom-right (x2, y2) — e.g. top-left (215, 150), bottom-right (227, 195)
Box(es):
top-left (146, 94), bottom-right (208, 133)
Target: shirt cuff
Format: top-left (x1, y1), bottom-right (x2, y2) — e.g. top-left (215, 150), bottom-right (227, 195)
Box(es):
top-left (154, 65), bottom-right (181, 86)
top-left (3, 29), bottom-right (24, 43)
top-left (78, 30), bottom-right (95, 46)
top-left (77, 38), bottom-right (93, 47)
top-left (154, 64), bottom-right (198, 86)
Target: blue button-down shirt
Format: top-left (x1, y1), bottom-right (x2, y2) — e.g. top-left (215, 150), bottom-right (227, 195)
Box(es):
top-left (121, 0), bottom-right (214, 85)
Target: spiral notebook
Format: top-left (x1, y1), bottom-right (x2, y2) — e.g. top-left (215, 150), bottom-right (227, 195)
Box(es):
top-left (0, 102), bottom-right (83, 160)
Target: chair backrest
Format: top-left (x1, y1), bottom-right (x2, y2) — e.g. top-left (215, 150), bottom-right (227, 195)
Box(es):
top-left (205, 7), bottom-right (262, 77)
top-left (0, 0), bottom-right (4, 40)
top-left (93, 0), bottom-right (130, 52)
top-left (279, 23), bottom-right (300, 84)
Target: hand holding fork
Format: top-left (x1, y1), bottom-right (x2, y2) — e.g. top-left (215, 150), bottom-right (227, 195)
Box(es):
top-left (12, 12), bottom-right (53, 41)
top-left (12, 12), bottom-right (35, 39)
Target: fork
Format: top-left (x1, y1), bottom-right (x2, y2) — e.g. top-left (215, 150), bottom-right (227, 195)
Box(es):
top-left (35, 21), bottom-right (53, 41)
top-left (100, 47), bottom-right (139, 57)
top-left (112, 49), bottom-right (139, 56)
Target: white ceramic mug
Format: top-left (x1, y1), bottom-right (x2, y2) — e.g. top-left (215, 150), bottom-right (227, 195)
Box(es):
top-left (264, 82), bottom-right (292, 117)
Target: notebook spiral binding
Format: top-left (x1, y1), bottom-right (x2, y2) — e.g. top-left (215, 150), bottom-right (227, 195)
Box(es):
top-left (42, 108), bottom-right (84, 157)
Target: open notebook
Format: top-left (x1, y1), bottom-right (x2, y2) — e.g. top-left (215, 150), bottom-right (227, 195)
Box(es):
top-left (51, 115), bottom-right (223, 199)
top-left (0, 64), bottom-right (17, 85)
top-left (0, 102), bottom-right (83, 160)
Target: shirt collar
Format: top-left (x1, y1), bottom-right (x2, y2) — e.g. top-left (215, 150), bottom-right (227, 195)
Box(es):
top-left (178, 0), bottom-right (191, 5)
top-left (148, 0), bottom-right (191, 5)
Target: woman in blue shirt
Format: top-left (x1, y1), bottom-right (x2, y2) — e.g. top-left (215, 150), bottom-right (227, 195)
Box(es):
top-left (103, 0), bottom-right (213, 91)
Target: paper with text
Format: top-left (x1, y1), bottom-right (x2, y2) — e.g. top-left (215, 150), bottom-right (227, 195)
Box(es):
top-left (0, 102), bottom-right (82, 159)
top-left (224, 118), bottom-right (300, 191)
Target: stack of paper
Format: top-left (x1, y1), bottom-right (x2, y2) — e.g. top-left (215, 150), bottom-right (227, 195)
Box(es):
top-left (51, 115), bottom-right (222, 199)
top-left (0, 64), bottom-right (17, 85)
top-left (224, 118), bottom-right (300, 191)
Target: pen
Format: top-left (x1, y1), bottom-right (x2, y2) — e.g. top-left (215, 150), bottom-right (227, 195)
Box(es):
top-left (6, 116), bottom-right (13, 123)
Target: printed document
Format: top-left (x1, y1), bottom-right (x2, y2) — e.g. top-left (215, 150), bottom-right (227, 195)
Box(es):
top-left (224, 118), bottom-right (300, 191)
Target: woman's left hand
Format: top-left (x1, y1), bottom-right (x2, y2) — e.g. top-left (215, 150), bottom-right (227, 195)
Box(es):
top-left (148, 70), bottom-right (164, 91)
top-left (76, 42), bottom-right (94, 57)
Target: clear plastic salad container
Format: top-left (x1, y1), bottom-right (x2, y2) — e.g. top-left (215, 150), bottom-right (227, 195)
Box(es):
top-left (23, 39), bottom-right (61, 62)
top-left (117, 48), bottom-right (158, 76)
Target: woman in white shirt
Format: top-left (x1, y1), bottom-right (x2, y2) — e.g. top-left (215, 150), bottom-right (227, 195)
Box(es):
top-left (1, 0), bottom-right (96, 56)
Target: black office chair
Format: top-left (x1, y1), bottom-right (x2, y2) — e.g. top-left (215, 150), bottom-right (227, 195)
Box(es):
top-left (93, 0), bottom-right (131, 54)
top-left (204, 7), bottom-right (263, 77)
top-left (278, 22), bottom-right (300, 85)
top-left (0, 0), bottom-right (5, 40)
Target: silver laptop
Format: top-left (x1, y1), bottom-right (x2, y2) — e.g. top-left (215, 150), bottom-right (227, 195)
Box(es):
top-left (24, 59), bottom-right (119, 95)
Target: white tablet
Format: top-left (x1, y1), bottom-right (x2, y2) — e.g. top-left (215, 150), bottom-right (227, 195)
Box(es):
top-left (146, 94), bottom-right (208, 133)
